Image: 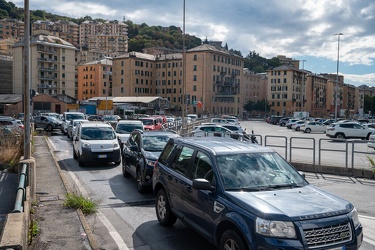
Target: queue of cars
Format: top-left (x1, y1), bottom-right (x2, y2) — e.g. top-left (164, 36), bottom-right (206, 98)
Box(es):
top-left (30, 111), bottom-right (364, 250)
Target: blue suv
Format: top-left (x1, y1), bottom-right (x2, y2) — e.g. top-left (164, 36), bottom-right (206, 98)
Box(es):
top-left (152, 137), bottom-right (363, 250)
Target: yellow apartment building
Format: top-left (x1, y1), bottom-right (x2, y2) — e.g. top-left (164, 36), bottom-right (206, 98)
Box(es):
top-left (77, 58), bottom-right (112, 101)
top-left (242, 69), bottom-right (268, 117)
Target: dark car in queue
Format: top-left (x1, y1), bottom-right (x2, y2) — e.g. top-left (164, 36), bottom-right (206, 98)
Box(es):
top-left (152, 137), bottom-right (363, 250)
top-left (33, 115), bottom-right (62, 131)
top-left (122, 130), bottom-right (180, 193)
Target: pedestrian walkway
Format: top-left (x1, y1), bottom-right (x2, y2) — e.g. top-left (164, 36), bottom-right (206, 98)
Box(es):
top-left (29, 136), bottom-right (92, 249)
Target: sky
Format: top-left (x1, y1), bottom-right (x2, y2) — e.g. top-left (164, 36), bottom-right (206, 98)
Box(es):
top-left (12, 0), bottom-right (375, 87)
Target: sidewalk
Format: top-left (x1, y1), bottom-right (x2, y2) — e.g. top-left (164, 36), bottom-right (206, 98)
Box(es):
top-left (29, 136), bottom-right (94, 250)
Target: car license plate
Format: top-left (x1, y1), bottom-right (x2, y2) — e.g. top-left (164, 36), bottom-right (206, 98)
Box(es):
top-left (98, 154), bottom-right (107, 159)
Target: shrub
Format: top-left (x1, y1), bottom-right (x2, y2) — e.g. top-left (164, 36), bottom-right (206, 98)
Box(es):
top-left (63, 192), bottom-right (97, 215)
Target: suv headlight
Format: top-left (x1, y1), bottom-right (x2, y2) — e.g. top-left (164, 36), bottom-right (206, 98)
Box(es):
top-left (349, 208), bottom-right (361, 228)
top-left (146, 158), bottom-right (156, 167)
top-left (256, 217), bottom-right (296, 238)
top-left (82, 142), bottom-right (91, 148)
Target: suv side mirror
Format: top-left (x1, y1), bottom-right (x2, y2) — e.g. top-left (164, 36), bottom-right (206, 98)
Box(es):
top-left (193, 179), bottom-right (214, 191)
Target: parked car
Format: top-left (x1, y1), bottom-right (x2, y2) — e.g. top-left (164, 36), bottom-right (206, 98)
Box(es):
top-left (0, 116), bottom-right (24, 133)
top-left (221, 124), bottom-right (245, 134)
top-left (191, 124), bottom-right (234, 137)
top-left (367, 131), bottom-right (375, 149)
top-left (103, 115), bottom-right (120, 128)
top-left (291, 120), bottom-right (306, 131)
top-left (269, 115), bottom-right (283, 125)
top-left (33, 115), bottom-right (62, 131)
top-left (152, 137), bottom-right (363, 250)
top-left (72, 122), bottom-right (121, 166)
top-left (67, 119), bottom-right (88, 139)
top-left (326, 121), bottom-right (374, 139)
top-left (61, 112), bottom-right (86, 135)
top-left (300, 121), bottom-right (327, 133)
top-left (139, 117), bottom-right (163, 131)
top-left (279, 117), bottom-right (291, 127)
top-left (286, 118), bottom-right (299, 129)
top-left (115, 120), bottom-right (144, 149)
top-left (87, 115), bottom-right (104, 121)
top-left (121, 130), bottom-right (180, 192)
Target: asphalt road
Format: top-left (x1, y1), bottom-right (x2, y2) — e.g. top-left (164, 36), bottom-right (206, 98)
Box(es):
top-left (43, 126), bottom-right (375, 250)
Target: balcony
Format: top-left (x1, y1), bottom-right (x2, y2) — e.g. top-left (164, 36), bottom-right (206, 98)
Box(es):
top-left (37, 57), bottom-right (56, 62)
top-left (37, 48), bottom-right (55, 54)
top-left (38, 84), bottom-right (57, 89)
top-left (39, 67), bottom-right (56, 72)
top-left (38, 75), bottom-right (56, 81)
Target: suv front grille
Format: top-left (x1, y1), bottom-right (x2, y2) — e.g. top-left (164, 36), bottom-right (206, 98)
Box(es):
top-left (304, 222), bottom-right (352, 249)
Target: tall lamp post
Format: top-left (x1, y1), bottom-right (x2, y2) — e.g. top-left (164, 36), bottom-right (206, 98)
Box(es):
top-left (334, 33), bottom-right (343, 121)
top-left (301, 60), bottom-right (306, 112)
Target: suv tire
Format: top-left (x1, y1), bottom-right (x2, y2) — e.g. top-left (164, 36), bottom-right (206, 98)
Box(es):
top-left (137, 168), bottom-right (146, 193)
top-left (155, 189), bottom-right (177, 226)
top-left (219, 229), bottom-right (246, 250)
top-left (122, 157), bottom-right (130, 177)
top-left (336, 133), bottom-right (345, 139)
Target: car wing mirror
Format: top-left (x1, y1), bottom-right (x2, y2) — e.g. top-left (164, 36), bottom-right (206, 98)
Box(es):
top-left (193, 178), bottom-right (215, 191)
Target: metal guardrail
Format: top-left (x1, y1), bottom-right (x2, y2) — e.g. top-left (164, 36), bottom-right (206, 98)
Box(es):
top-left (264, 135), bottom-right (288, 160)
top-left (13, 163), bottom-right (28, 213)
top-left (319, 138), bottom-right (349, 168)
top-left (290, 137), bottom-right (316, 166)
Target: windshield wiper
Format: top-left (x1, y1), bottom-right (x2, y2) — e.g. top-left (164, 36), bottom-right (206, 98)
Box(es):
top-left (268, 183), bottom-right (302, 189)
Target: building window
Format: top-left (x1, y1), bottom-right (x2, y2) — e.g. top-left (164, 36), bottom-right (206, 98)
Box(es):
top-left (193, 75), bottom-right (197, 81)
top-left (193, 85), bottom-right (197, 91)
top-left (193, 55), bottom-right (197, 61)
top-left (62, 73), bottom-right (65, 78)
top-left (193, 65), bottom-right (197, 71)
top-left (62, 56), bottom-right (65, 62)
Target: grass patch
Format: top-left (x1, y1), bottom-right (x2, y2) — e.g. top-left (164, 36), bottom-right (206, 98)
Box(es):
top-left (63, 192), bottom-right (97, 215)
top-left (28, 220), bottom-right (39, 245)
top-left (0, 131), bottom-right (23, 171)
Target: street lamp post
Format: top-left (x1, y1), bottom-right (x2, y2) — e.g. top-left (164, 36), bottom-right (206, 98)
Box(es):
top-left (301, 60), bottom-right (306, 112)
top-left (334, 33), bottom-right (343, 122)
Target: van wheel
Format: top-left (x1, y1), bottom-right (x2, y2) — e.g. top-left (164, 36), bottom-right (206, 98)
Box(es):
top-left (155, 189), bottom-right (177, 226)
top-left (219, 229), bottom-right (246, 250)
top-left (78, 154), bottom-right (84, 167)
top-left (336, 133), bottom-right (345, 139)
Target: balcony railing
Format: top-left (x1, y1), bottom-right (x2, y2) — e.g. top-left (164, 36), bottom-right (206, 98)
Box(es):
top-left (37, 57), bottom-right (56, 62)
top-left (38, 75), bottom-right (56, 80)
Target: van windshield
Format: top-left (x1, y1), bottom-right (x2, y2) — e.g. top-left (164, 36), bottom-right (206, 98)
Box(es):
top-left (66, 114), bottom-right (85, 121)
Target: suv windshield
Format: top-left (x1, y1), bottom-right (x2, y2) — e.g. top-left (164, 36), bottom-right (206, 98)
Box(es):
top-left (216, 152), bottom-right (307, 190)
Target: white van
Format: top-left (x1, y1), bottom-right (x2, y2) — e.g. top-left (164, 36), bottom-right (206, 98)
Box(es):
top-left (187, 114), bottom-right (198, 121)
top-left (61, 111), bottom-right (86, 134)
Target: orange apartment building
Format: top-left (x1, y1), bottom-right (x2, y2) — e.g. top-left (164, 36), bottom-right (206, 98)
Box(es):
top-left (77, 58), bottom-right (112, 101)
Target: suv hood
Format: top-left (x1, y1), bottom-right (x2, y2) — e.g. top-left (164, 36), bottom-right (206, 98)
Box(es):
top-left (226, 185), bottom-right (352, 220)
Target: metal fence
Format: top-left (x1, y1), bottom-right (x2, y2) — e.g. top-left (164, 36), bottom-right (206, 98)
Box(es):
top-left (13, 163), bottom-right (28, 213)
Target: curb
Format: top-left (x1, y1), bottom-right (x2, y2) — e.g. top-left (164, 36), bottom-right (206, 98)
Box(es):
top-left (44, 137), bottom-right (100, 250)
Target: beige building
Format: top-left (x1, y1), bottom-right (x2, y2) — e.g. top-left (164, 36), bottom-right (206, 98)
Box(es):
top-left (242, 69), bottom-right (268, 116)
top-left (110, 44), bottom-right (245, 117)
top-left (32, 20), bottom-right (79, 47)
top-left (0, 18), bottom-right (24, 39)
top-left (12, 34), bottom-right (77, 97)
top-left (77, 58), bottom-right (112, 101)
top-left (79, 20), bottom-right (128, 53)
top-left (267, 65), bottom-right (307, 117)
top-left (305, 73), bottom-right (328, 118)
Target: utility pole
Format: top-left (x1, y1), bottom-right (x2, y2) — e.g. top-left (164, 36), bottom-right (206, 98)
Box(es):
top-left (334, 33), bottom-right (343, 122)
top-left (23, 0), bottom-right (31, 159)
